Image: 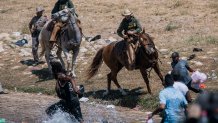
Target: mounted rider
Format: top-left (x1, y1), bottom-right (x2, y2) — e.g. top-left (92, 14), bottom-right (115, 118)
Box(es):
top-left (117, 9), bottom-right (142, 45)
top-left (49, 0), bottom-right (80, 47)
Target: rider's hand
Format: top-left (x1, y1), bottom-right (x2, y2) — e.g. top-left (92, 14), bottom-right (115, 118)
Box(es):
top-left (123, 35), bottom-right (128, 39)
top-left (127, 30), bottom-right (135, 35)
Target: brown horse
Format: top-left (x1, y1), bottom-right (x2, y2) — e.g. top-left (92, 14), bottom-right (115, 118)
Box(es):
top-left (87, 30), bottom-right (163, 96)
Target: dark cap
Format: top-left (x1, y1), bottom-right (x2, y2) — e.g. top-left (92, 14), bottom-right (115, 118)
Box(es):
top-left (164, 74), bottom-right (174, 87)
top-left (171, 52), bottom-right (179, 58)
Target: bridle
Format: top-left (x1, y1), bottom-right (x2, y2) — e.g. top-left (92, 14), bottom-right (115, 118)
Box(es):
top-left (138, 33), bottom-right (154, 48)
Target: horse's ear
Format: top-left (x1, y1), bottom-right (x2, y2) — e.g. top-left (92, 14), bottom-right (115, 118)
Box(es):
top-left (142, 27), bottom-right (145, 34)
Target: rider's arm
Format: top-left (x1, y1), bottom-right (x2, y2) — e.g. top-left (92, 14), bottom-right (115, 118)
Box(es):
top-left (117, 20), bottom-right (125, 38)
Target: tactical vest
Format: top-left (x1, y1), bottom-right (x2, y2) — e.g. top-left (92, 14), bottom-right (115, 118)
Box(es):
top-left (123, 17), bottom-right (138, 35)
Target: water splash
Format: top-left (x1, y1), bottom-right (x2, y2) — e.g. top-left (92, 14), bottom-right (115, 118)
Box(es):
top-left (85, 103), bottom-right (123, 123)
top-left (42, 102), bottom-right (125, 123)
top-left (42, 108), bottom-right (79, 123)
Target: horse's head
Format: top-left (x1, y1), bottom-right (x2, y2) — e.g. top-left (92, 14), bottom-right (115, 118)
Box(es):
top-left (138, 30), bottom-right (156, 55)
top-left (123, 38), bottom-right (137, 70)
top-left (52, 8), bottom-right (81, 46)
top-left (51, 8), bottom-right (75, 23)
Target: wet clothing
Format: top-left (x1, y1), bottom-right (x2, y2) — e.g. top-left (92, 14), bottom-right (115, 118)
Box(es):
top-left (117, 16), bottom-right (142, 38)
top-left (171, 60), bottom-right (192, 85)
top-left (55, 80), bottom-right (83, 122)
top-left (159, 86), bottom-right (187, 123)
top-left (51, 0), bottom-right (75, 14)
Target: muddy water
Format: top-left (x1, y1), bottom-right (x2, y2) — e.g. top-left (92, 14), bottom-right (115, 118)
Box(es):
top-left (0, 92), bottom-right (160, 123)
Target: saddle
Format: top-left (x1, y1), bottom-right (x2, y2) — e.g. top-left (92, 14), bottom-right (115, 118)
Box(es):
top-left (46, 21), bottom-right (55, 32)
top-left (47, 19), bottom-right (82, 45)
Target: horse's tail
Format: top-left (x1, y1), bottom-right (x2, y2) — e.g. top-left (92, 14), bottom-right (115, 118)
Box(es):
top-left (39, 32), bottom-right (46, 58)
top-left (87, 47), bottom-right (104, 80)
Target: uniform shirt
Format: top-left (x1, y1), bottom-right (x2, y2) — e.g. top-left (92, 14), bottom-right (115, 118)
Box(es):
top-left (159, 86), bottom-right (187, 123)
top-left (29, 16), bottom-right (41, 37)
top-left (51, 0), bottom-right (75, 14)
top-left (117, 16), bottom-right (142, 38)
top-left (171, 60), bottom-right (192, 84)
top-left (173, 81), bottom-right (189, 96)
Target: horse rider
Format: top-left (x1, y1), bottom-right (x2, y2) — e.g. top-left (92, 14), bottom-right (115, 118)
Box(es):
top-left (49, 0), bottom-right (77, 47)
top-left (29, 6), bottom-right (48, 62)
top-left (49, 59), bottom-right (84, 123)
top-left (117, 9), bottom-right (142, 44)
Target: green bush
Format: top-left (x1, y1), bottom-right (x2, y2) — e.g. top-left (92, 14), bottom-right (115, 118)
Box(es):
top-left (139, 95), bottom-right (159, 110)
top-left (186, 35), bottom-right (218, 45)
top-left (165, 22), bottom-right (180, 31)
top-left (17, 86), bottom-right (55, 95)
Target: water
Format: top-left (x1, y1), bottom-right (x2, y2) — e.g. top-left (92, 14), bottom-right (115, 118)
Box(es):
top-left (43, 108), bottom-right (79, 123)
top-left (85, 103), bottom-right (122, 123)
top-left (42, 102), bottom-right (124, 123)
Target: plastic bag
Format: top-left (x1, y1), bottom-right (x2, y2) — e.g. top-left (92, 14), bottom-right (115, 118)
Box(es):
top-left (191, 71), bottom-right (207, 89)
top-left (191, 71), bottom-right (207, 83)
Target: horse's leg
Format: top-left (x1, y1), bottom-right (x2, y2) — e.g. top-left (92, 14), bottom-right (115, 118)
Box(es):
top-left (112, 69), bottom-right (127, 95)
top-left (71, 46), bottom-right (79, 77)
top-left (56, 48), bottom-right (65, 70)
top-left (140, 68), bottom-right (152, 94)
top-left (103, 64), bottom-right (125, 96)
top-left (153, 63), bottom-right (164, 85)
top-left (62, 48), bottom-right (70, 72)
top-left (103, 72), bottom-right (112, 96)
top-left (45, 48), bottom-right (52, 75)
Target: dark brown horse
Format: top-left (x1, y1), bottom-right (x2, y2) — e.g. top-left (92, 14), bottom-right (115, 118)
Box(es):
top-left (87, 30), bottom-right (163, 96)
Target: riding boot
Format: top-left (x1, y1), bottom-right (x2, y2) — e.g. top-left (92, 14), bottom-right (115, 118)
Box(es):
top-left (50, 21), bottom-right (64, 42)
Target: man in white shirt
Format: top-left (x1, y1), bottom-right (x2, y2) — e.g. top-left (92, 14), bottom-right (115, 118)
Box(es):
top-left (172, 73), bottom-right (192, 103)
